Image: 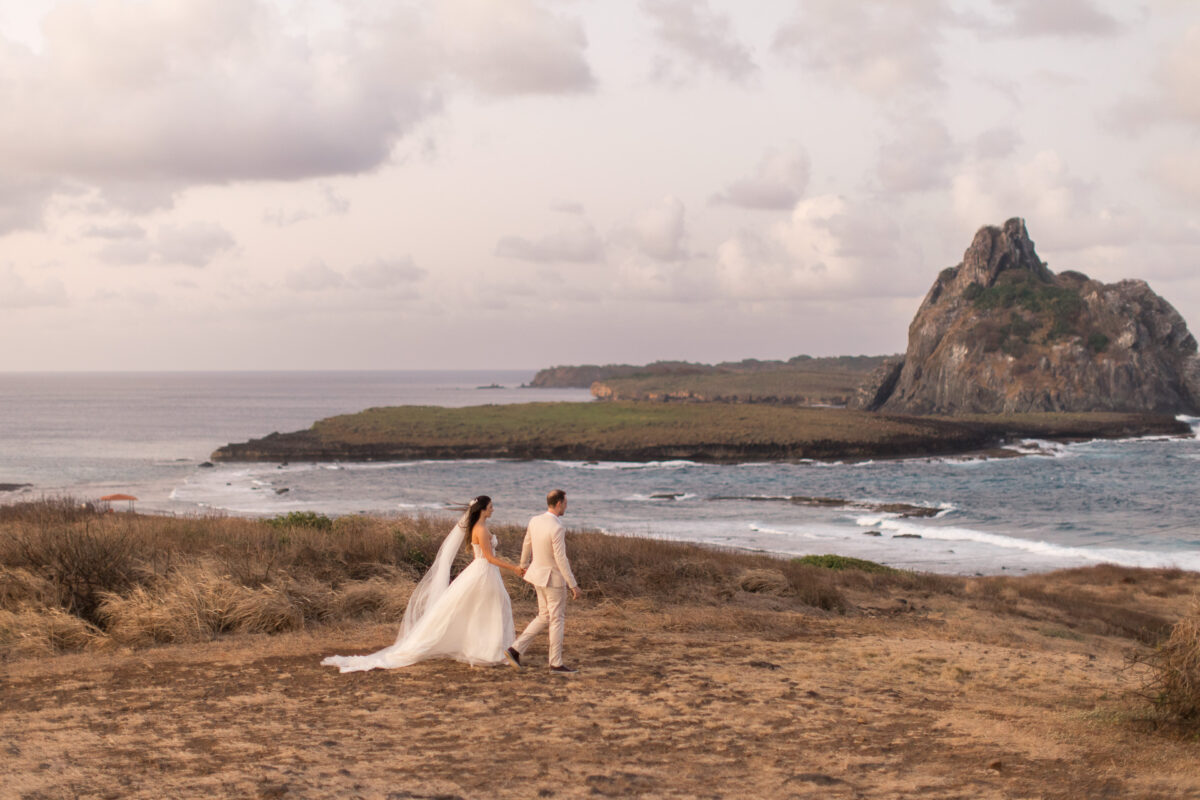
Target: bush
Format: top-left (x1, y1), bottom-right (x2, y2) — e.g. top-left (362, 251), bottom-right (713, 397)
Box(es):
top-left (793, 554), bottom-right (898, 574)
top-left (1088, 332), bottom-right (1110, 353)
top-left (1133, 602), bottom-right (1200, 727)
top-left (265, 511), bottom-right (333, 531)
top-left (9, 521), bottom-right (143, 625)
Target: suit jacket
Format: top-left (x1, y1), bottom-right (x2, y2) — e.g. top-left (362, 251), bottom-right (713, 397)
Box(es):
top-left (520, 511), bottom-right (578, 590)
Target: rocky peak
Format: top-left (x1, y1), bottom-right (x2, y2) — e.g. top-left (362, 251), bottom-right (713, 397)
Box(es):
top-left (852, 218), bottom-right (1200, 415)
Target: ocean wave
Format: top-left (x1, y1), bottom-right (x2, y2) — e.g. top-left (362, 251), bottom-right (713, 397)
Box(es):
top-left (748, 523), bottom-right (819, 539)
top-left (1177, 415), bottom-right (1200, 438)
top-left (623, 492), bottom-right (699, 502)
top-left (853, 515), bottom-right (1200, 570)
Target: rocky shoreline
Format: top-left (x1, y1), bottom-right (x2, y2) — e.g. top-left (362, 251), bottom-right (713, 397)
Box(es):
top-left (211, 405), bottom-right (1191, 464)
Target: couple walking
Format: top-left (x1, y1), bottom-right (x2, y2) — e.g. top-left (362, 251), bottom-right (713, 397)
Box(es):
top-left (321, 490), bottom-right (580, 674)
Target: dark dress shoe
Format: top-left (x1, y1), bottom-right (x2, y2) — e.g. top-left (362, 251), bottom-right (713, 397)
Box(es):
top-left (549, 664), bottom-right (578, 674)
top-left (504, 647), bottom-right (522, 668)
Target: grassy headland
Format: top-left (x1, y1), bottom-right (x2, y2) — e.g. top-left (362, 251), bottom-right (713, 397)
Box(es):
top-left (590, 365), bottom-right (877, 404)
top-left (210, 401), bottom-right (1190, 463)
top-left (4, 500), bottom-right (1200, 797)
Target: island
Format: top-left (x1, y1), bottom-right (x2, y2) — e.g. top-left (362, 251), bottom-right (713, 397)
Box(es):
top-left (213, 218), bottom-right (1199, 465)
top-left (210, 402), bottom-right (1188, 463)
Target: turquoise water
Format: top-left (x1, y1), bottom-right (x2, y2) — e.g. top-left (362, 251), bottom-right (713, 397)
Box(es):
top-left (1, 372), bottom-right (1196, 575)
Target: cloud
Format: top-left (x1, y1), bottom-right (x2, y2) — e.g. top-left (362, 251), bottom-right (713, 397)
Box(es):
top-left (286, 256), bottom-right (427, 293)
top-left (436, 0), bottom-right (595, 96)
top-left (1109, 24), bottom-right (1200, 133)
top-left (875, 116), bottom-right (958, 194)
top-left (97, 222), bottom-right (235, 267)
top-left (495, 218), bottom-right (604, 263)
top-left (264, 185), bottom-right (351, 227)
top-left (773, 0), bottom-right (952, 98)
top-left (951, 150), bottom-right (1148, 255)
top-left (0, 0), bottom-right (595, 228)
top-left (623, 195), bottom-right (688, 262)
top-left (973, 126), bottom-right (1022, 159)
top-left (82, 222), bottom-right (146, 240)
top-left (713, 195), bottom-right (917, 301)
top-left (349, 257), bottom-right (427, 289)
top-left (0, 265), bottom-right (68, 309)
top-left (0, 174), bottom-right (58, 235)
top-left (712, 145), bottom-right (810, 210)
top-left (981, 0), bottom-right (1122, 38)
top-left (641, 0), bottom-right (757, 84)
top-left (286, 261), bottom-right (345, 293)
top-left (1148, 151), bottom-right (1200, 205)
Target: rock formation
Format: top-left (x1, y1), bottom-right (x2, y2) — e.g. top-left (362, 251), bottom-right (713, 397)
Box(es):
top-left (853, 218), bottom-right (1200, 415)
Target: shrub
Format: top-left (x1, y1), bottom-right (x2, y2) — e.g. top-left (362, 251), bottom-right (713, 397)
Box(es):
top-left (9, 521), bottom-right (144, 624)
top-left (1088, 332), bottom-right (1110, 353)
top-left (265, 511), bottom-right (333, 531)
top-left (1133, 601), bottom-right (1200, 727)
top-left (793, 554), bottom-right (898, 574)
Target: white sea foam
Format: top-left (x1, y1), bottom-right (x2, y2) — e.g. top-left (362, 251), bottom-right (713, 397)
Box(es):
top-left (623, 493), bottom-right (699, 502)
top-left (853, 515), bottom-right (1200, 571)
top-left (748, 523), bottom-right (819, 539)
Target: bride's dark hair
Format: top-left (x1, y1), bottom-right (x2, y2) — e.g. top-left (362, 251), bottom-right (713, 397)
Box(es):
top-left (462, 495), bottom-right (491, 538)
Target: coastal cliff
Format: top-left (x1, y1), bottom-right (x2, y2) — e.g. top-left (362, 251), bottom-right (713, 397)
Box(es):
top-left (853, 218), bottom-right (1200, 415)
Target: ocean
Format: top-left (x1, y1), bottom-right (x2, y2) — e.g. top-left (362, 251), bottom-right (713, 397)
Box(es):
top-left (1, 371), bottom-right (1196, 576)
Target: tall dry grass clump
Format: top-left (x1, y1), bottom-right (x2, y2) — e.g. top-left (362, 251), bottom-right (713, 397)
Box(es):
top-left (1134, 599), bottom-right (1200, 727)
top-left (0, 500), bottom-right (447, 657)
top-left (0, 498), bottom-right (974, 659)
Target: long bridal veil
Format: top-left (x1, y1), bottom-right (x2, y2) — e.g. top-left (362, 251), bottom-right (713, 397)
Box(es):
top-left (321, 510), bottom-right (515, 672)
top-left (393, 511), bottom-right (469, 643)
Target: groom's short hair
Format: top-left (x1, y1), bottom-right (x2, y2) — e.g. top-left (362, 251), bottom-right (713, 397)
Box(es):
top-left (546, 489), bottom-right (566, 508)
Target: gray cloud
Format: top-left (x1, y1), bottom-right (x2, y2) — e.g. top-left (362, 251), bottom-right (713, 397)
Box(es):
top-left (774, 0), bottom-right (952, 98)
top-left (0, 265), bottom-right (68, 309)
top-left (264, 185), bottom-right (351, 227)
top-left (641, 0), bottom-right (757, 84)
top-left (973, 126), bottom-right (1022, 159)
top-left (286, 257), bottom-right (427, 294)
top-left (551, 201), bottom-right (586, 215)
top-left (349, 258), bottom-right (427, 289)
top-left (285, 261), bottom-right (345, 293)
top-left (713, 145), bottom-right (810, 209)
top-left (439, 0), bottom-right (596, 96)
top-left (0, 175), bottom-right (59, 236)
top-left (628, 196), bottom-right (687, 261)
top-left (875, 116), bottom-right (959, 194)
top-left (1148, 152), bottom-right (1200, 205)
top-left (81, 222), bottom-right (147, 240)
top-left (97, 222), bottom-right (234, 268)
top-left (982, 0), bottom-right (1122, 38)
top-left (495, 219), bottom-right (604, 263)
top-left (0, 0), bottom-right (595, 227)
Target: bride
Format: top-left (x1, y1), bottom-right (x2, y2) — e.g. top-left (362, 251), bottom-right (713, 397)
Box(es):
top-left (321, 495), bottom-right (524, 672)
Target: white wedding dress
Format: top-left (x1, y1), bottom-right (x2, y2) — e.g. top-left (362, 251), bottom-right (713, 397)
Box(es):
top-left (321, 521), bottom-right (516, 672)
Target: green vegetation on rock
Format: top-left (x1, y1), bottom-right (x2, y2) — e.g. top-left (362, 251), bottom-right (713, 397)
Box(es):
top-left (792, 554), bottom-right (899, 574)
top-left (211, 402), bottom-right (1190, 463)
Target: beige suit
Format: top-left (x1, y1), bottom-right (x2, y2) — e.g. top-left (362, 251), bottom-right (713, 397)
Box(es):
top-left (513, 511), bottom-right (577, 666)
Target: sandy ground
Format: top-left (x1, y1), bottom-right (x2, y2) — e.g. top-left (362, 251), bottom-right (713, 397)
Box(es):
top-left (4, 592), bottom-right (1200, 800)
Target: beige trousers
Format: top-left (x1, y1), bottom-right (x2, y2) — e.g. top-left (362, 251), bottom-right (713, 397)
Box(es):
top-left (513, 584), bottom-right (567, 667)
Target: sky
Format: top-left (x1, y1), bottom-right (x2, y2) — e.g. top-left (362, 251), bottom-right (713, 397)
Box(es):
top-left (1, 0), bottom-right (1198, 371)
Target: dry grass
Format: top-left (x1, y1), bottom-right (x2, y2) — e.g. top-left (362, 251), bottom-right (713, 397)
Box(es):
top-left (1133, 599), bottom-right (1200, 727)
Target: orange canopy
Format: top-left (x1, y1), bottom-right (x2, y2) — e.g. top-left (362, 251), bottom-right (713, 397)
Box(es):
top-left (100, 494), bottom-right (138, 502)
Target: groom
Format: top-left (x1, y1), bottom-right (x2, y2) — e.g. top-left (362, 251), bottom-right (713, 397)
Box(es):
top-left (506, 489), bottom-right (580, 673)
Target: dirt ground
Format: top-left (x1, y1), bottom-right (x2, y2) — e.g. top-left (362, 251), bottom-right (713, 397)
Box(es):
top-left (4, 592), bottom-right (1200, 800)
